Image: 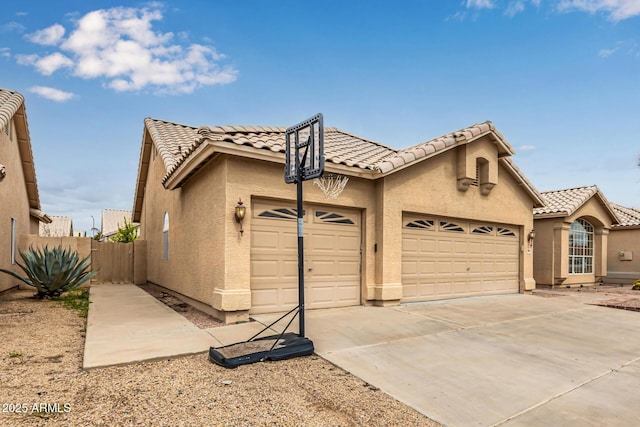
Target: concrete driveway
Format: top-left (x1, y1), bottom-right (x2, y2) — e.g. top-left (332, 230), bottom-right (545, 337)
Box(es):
top-left (253, 294), bottom-right (640, 426)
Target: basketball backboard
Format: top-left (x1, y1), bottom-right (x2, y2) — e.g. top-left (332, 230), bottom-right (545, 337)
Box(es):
top-left (284, 113), bottom-right (324, 184)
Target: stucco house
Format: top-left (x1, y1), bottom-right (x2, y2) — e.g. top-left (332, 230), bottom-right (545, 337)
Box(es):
top-left (605, 203), bottom-right (640, 284)
top-left (0, 88), bottom-right (50, 293)
top-left (101, 209), bottom-right (135, 241)
top-left (533, 186), bottom-right (619, 288)
top-left (133, 118), bottom-right (544, 322)
top-left (39, 215), bottom-right (73, 237)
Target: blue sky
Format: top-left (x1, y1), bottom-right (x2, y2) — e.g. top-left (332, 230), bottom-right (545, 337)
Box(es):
top-left (1, 0), bottom-right (639, 234)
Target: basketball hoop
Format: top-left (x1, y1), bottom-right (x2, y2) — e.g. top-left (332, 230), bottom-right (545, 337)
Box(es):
top-left (314, 174), bottom-right (349, 199)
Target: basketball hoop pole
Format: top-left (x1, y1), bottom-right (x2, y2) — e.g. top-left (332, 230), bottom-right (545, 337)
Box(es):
top-left (296, 145), bottom-right (308, 338)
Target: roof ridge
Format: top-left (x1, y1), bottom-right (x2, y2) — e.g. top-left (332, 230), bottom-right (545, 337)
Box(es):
top-left (540, 184), bottom-right (598, 195)
top-left (145, 117), bottom-right (198, 130)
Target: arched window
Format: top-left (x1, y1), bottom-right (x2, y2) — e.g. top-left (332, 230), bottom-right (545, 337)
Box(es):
top-left (162, 212), bottom-right (169, 260)
top-left (569, 218), bottom-right (593, 274)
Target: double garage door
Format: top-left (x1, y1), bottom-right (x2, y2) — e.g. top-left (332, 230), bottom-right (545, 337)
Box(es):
top-left (250, 200), bottom-right (361, 314)
top-left (402, 214), bottom-right (520, 302)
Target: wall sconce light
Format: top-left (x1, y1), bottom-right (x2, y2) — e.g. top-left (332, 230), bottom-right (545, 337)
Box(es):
top-left (234, 198), bottom-right (246, 236)
top-left (528, 229), bottom-right (536, 246)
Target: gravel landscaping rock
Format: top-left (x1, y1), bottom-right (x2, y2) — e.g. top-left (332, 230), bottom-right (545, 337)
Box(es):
top-left (0, 288), bottom-right (440, 426)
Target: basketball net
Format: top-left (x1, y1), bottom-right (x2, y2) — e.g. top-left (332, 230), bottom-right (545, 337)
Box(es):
top-left (313, 174), bottom-right (349, 199)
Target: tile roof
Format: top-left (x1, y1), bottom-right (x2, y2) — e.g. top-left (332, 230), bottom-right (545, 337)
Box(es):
top-left (133, 117), bottom-right (544, 217)
top-left (101, 209), bottom-right (133, 237)
top-left (144, 118), bottom-right (515, 185)
top-left (611, 203), bottom-right (640, 227)
top-left (0, 88), bottom-right (47, 218)
top-left (39, 215), bottom-right (73, 237)
top-left (534, 185), bottom-right (619, 223)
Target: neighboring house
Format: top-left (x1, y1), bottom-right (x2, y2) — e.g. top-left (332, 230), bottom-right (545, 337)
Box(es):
top-left (533, 186), bottom-right (619, 288)
top-left (39, 215), bottom-right (73, 237)
top-left (605, 203), bottom-right (640, 284)
top-left (133, 118), bottom-right (544, 322)
top-left (101, 209), bottom-right (135, 241)
top-left (0, 88), bottom-right (51, 293)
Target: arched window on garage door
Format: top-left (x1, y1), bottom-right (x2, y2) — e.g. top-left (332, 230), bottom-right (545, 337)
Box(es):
top-left (569, 218), bottom-right (594, 274)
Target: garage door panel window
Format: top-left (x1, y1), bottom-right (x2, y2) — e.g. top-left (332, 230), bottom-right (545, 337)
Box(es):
top-left (472, 225), bottom-right (494, 235)
top-left (440, 221), bottom-right (465, 232)
top-left (569, 219), bottom-right (594, 274)
top-left (257, 208), bottom-right (297, 220)
top-left (497, 227), bottom-right (516, 237)
top-left (405, 219), bottom-right (435, 230)
top-left (315, 211), bottom-right (355, 225)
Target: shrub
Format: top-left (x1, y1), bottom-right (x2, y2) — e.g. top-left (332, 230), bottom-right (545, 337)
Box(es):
top-left (0, 246), bottom-right (97, 299)
top-left (633, 280), bottom-right (640, 291)
top-left (109, 217), bottom-right (139, 243)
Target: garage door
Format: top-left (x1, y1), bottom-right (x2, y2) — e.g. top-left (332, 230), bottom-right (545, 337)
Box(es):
top-left (402, 214), bottom-right (520, 302)
top-left (250, 200), bottom-right (361, 314)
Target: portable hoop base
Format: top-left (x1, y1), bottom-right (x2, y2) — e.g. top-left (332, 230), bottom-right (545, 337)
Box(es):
top-left (209, 332), bottom-right (314, 369)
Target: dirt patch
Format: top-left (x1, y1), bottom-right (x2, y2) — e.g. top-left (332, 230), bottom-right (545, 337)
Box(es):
top-left (0, 287), bottom-right (440, 426)
top-left (535, 284), bottom-right (640, 312)
top-left (137, 283), bottom-right (223, 329)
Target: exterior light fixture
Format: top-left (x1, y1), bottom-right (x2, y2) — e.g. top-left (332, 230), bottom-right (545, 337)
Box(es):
top-left (528, 229), bottom-right (536, 246)
top-left (234, 198), bottom-right (246, 236)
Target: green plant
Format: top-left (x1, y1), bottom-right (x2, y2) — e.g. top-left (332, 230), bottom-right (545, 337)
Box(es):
top-left (0, 246), bottom-right (97, 299)
top-left (109, 217), bottom-right (139, 243)
top-left (59, 288), bottom-right (90, 318)
top-left (633, 280), bottom-right (640, 291)
top-left (8, 350), bottom-right (23, 358)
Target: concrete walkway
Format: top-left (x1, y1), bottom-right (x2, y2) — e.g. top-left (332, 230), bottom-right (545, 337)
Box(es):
top-left (85, 284), bottom-right (640, 426)
top-left (84, 284), bottom-right (271, 369)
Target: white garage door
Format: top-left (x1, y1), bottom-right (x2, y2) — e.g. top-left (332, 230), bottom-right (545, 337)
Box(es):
top-left (250, 200), bottom-right (361, 314)
top-left (402, 214), bottom-right (520, 302)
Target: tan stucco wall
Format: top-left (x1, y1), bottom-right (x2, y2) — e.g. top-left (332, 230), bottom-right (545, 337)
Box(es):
top-left (377, 138), bottom-right (536, 298)
top-left (140, 135), bottom-right (538, 321)
top-left (533, 197), bottom-right (613, 287)
top-left (0, 118), bottom-right (33, 293)
top-left (605, 228), bottom-right (640, 284)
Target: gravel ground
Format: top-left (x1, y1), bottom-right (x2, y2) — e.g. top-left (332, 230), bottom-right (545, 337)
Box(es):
top-left (534, 283), bottom-right (640, 311)
top-left (0, 288), bottom-right (440, 427)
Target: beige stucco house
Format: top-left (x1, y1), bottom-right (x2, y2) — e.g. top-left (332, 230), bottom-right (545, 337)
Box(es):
top-left (533, 186), bottom-right (619, 288)
top-left (605, 203), bottom-right (640, 284)
top-left (101, 209), bottom-right (135, 241)
top-left (39, 215), bottom-right (73, 237)
top-left (133, 118), bottom-right (544, 322)
top-left (0, 88), bottom-right (50, 293)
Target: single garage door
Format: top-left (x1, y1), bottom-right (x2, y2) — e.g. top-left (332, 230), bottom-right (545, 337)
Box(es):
top-left (402, 214), bottom-right (520, 302)
top-left (250, 200), bottom-right (361, 314)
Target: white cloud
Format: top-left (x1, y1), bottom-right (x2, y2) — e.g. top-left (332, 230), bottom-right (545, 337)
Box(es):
top-left (557, 0), bottom-right (640, 21)
top-left (518, 145), bottom-right (537, 151)
top-left (1, 21), bottom-right (25, 33)
top-left (15, 52), bottom-right (73, 75)
top-left (598, 39), bottom-right (638, 57)
top-left (505, 1), bottom-right (527, 16)
top-left (17, 6), bottom-right (237, 94)
top-left (0, 48), bottom-right (10, 58)
top-left (467, 0), bottom-right (496, 8)
top-left (26, 24), bottom-right (65, 45)
top-left (29, 86), bottom-right (75, 102)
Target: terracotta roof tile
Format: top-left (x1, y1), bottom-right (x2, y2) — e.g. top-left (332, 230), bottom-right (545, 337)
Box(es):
top-left (533, 185), bottom-right (619, 223)
top-left (611, 203), bottom-right (640, 227)
top-left (144, 119), bottom-right (533, 201)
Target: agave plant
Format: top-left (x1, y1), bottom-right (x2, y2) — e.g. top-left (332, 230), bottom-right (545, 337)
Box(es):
top-left (0, 245), bottom-right (97, 298)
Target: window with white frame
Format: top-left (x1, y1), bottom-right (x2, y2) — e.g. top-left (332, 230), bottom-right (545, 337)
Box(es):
top-left (162, 212), bottom-right (169, 260)
top-left (569, 218), bottom-right (594, 274)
